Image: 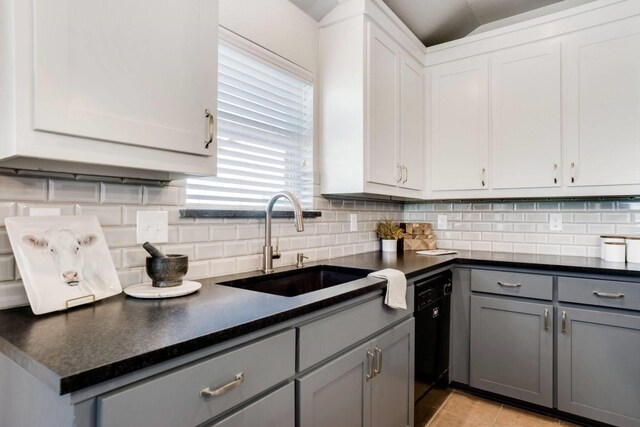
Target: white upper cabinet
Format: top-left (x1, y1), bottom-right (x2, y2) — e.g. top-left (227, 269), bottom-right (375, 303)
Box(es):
top-left (429, 57), bottom-right (489, 192)
top-left (319, 0), bottom-right (426, 199)
top-left (491, 40), bottom-right (561, 189)
top-left (424, 0), bottom-right (640, 199)
top-left (366, 23), bottom-right (401, 188)
top-left (565, 15), bottom-right (640, 187)
top-left (399, 53), bottom-right (424, 192)
top-left (0, 0), bottom-right (218, 180)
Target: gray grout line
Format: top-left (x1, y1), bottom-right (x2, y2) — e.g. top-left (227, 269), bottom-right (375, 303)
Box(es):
top-left (425, 389), bottom-right (455, 426)
top-left (492, 404), bottom-right (504, 426)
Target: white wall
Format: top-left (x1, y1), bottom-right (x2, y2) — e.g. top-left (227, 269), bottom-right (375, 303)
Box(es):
top-left (219, 0), bottom-right (318, 73)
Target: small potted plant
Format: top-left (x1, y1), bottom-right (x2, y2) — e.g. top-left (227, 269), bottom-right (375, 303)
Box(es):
top-left (376, 219), bottom-right (404, 252)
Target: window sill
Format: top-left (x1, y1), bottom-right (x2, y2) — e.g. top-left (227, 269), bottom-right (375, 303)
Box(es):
top-left (179, 209), bottom-right (322, 219)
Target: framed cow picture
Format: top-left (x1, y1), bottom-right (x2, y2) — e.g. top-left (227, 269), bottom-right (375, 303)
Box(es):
top-left (5, 215), bottom-right (122, 315)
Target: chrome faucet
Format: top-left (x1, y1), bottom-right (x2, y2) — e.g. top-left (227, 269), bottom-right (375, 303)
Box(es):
top-left (263, 191), bottom-right (304, 273)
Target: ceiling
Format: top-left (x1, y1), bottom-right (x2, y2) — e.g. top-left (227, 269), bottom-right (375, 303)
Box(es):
top-left (289, 0), bottom-right (584, 46)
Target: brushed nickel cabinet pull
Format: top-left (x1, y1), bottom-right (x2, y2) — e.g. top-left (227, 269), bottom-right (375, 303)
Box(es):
top-left (205, 109), bottom-right (214, 149)
top-left (402, 165), bottom-right (408, 184)
top-left (497, 281), bottom-right (522, 288)
top-left (374, 346), bottom-right (382, 376)
top-left (481, 168), bottom-right (486, 187)
top-left (562, 311), bottom-right (567, 335)
top-left (553, 163), bottom-right (558, 184)
top-left (396, 163), bottom-right (403, 184)
top-left (570, 162), bottom-right (576, 183)
top-left (593, 291), bottom-right (624, 299)
top-left (544, 309), bottom-right (549, 331)
top-left (200, 372), bottom-right (244, 398)
top-left (366, 350), bottom-right (375, 381)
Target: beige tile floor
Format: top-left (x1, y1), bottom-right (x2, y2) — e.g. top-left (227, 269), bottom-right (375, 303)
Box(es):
top-left (416, 388), bottom-right (582, 427)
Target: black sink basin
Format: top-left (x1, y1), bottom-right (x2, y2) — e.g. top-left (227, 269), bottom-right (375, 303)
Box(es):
top-left (217, 265), bottom-right (373, 297)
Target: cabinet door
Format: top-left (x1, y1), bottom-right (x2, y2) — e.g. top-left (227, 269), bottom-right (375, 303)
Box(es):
top-left (470, 296), bottom-right (553, 407)
top-left (557, 307), bottom-right (640, 427)
top-left (297, 342), bottom-right (372, 427)
top-left (399, 54), bottom-right (424, 191)
top-left (210, 383), bottom-right (294, 427)
top-left (371, 318), bottom-right (414, 427)
top-left (429, 57), bottom-right (489, 191)
top-left (366, 22), bottom-right (400, 187)
top-left (565, 16), bottom-right (640, 187)
top-left (491, 40), bottom-right (561, 189)
top-left (32, 0), bottom-right (217, 156)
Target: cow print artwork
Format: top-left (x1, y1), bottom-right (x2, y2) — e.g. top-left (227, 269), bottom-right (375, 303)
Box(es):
top-left (5, 215), bottom-right (122, 315)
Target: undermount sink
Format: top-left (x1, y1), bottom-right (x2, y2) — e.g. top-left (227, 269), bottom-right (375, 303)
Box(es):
top-left (217, 265), bottom-right (373, 297)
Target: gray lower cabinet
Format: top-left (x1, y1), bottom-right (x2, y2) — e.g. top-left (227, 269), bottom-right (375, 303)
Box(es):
top-left (97, 330), bottom-right (295, 427)
top-left (470, 295), bottom-right (553, 407)
top-left (297, 318), bottom-right (414, 427)
top-left (449, 268), bottom-right (471, 385)
top-left (557, 306), bottom-right (640, 427)
top-left (209, 383), bottom-right (294, 427)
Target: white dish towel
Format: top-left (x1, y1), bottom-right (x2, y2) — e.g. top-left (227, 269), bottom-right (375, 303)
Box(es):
top-left (368, 268), bottom-right (407, 309)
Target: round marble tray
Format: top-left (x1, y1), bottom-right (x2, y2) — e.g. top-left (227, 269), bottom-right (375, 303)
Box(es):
top-left (124, 280), bottom-right (202, 299)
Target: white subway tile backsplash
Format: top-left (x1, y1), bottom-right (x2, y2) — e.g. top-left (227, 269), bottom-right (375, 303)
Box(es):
top-left (184, 261), bottom-right (210, 280)
top-left (472, 223), bottom-right (492, 231)
top-left (561, 246), bottom-right (587, 257)
top-left (210, 225), bottom-right (236, 241)
top-left (49, 180), bottom-right (99, 203)
top-left (117, 268), bottom-right (143, 288)
top-left (224, 241), bottom-right (248, 257)
top-left (76, 205), bottom-right (122, 226)
top-left (574, 213), bottom-right (601, 223)
top-left (101, 183), bottom-right (143, 204)
top-left (122, 247), bottom-right (148, 268)
top-left (0, 256), bottom-right (15, 281)
top-left (103, 227), bottom-right (138, 248)
top-left (143, 186), bottom-right (182, 206)
top-left (602, 213), bottom-right (632, 223)
top-left (17, 203), bottom-right (75, 216)
top-left (179, 225), bottom-right (211, 243)
top-left (195, 243), bottom-right (224, 260)
top-left (210, 258), bottom-right (237, 276)
top-left (0, 176), bottom-right (47, 201)
top-left (0, 203), bottom-right (16, 223)
top-left (0, 281), bottom-right (28, 310)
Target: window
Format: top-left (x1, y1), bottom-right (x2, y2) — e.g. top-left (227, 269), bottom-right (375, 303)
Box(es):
top-left (187, 34), bottom-right (314, 209)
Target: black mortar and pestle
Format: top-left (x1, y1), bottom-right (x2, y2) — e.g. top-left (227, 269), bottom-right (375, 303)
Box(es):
top-left (143, 242), bottom-right (189, 288)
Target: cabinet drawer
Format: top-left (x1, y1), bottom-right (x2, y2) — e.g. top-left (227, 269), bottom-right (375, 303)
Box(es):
top-left (471, 269), bottom-right (552, 300)
top-left (297, 292), bottom-right (414, 371)
top-left (97, 330), bottom-right (295, 427)
top-left (558, 277), bottom-right (640, 311)
top-left (209, 383), bottom-right (294, 427)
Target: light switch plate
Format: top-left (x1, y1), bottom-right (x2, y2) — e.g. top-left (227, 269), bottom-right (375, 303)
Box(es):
top-left (350, 214), bottom-right (358, 232)
top-left (437, 215), bottom-right (448, 230)
top-left (136, 211), bottom-right (168, 244)
top-left (549, 213), bottom-right (562, 232)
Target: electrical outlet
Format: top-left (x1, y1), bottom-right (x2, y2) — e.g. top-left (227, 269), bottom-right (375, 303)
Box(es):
top-left (350, 214), bottom-right (358, 232)
top-left (437, 215), bottom-right (448, 230)
top-left (136, 211), bottom-right (169, 244)
top-left (549, 213), bottom-right (563, 232)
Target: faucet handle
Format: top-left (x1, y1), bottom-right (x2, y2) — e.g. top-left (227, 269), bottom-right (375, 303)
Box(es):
top-left (273, 237), bottom-right (281, 260)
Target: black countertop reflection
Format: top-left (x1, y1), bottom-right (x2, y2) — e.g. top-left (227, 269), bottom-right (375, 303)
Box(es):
top-left (0, 250), bottom-right (638, 395)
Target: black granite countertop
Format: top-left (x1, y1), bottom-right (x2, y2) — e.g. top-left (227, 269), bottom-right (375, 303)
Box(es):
top-left (0, 250), bottom-right (639, 396)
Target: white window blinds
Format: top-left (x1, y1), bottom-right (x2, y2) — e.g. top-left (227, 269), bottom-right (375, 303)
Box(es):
top-left (187, 40), bottom-right (314, 209)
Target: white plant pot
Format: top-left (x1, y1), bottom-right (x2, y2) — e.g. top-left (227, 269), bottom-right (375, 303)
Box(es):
top-left (381, 239), bottom-right (397, 252)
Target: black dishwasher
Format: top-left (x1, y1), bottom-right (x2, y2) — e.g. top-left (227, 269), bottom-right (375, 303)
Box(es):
top-left (414, 270), bottom-right (452, 401)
